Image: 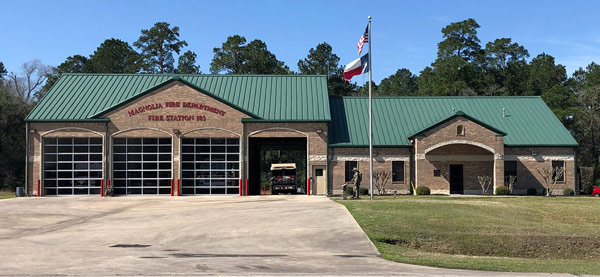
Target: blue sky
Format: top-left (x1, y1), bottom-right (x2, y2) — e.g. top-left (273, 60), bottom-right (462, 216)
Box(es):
top-left (1, 0), bottom-right (599, 83)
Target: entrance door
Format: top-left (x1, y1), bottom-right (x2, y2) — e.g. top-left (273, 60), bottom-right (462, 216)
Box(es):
top-left (449, 164), bottom-right (464, 194)
top-left (312, 166), bottom-right (326, 195)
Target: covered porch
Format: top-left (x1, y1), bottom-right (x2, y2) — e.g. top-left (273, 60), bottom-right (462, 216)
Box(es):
top-left (416, 141), bottom-right (504, 195)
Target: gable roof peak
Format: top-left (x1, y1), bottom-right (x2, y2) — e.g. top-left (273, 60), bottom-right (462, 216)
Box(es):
top-left (26, 74), bottom-right (331, 122)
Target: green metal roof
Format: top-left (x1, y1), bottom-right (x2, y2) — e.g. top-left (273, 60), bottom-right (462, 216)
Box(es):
top-left (26, 74), bottom-right (331, 122)
top-left (409, 110), bottom-right (507, 138)
top-left (329, 96), bottom-right (578, 147)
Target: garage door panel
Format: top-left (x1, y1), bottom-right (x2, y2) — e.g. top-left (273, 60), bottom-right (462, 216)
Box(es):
top-left (112, 137), bottom-right (172, 195)
top-left (181, 138), bottom-right (240, 195)
top-left (42, 137), bottom-right (103, 196)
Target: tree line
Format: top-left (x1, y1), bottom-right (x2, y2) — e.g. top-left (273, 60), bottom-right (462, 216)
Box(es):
top-left (0, 19), bottom-right (598, 193)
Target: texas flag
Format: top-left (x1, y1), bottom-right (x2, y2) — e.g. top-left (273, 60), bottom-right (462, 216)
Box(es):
top-left (343, 54), bottom-right (369, 81)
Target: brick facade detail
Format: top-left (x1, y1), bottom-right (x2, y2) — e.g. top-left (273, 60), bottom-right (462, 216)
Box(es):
top-left (329, 147), bottom-right (411, 195)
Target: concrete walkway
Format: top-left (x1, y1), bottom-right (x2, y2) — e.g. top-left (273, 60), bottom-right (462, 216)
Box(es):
top-left (0, 196), bottom-right (578, 276)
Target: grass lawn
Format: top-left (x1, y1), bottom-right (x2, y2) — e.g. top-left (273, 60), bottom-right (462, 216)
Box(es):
top-left (337, 196), bottom-right (600, 274)
top-left (0, 190), bottom-right (15, 200)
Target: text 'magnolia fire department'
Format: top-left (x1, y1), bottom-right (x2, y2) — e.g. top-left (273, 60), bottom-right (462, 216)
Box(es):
top-left (24, 74), bottom-right (578, 197)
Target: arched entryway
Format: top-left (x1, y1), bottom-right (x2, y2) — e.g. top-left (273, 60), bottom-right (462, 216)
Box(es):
top-left (424, 143), bottom-right (495, 194)
top-left (247, 128), bottom-right (309, 195)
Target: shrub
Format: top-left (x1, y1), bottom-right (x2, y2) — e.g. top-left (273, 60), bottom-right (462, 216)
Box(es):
top-left (345, 186), bottom-right (353, 195)
top-left (359, 187), bottom-right (369, 195)
top-left (416, 186), bottom-right (430, 195)
top-left (527, 188), bottom-right (537, 196)
top-left (495, 186), bottom-right (510, 195)
top-left (562, 188), bottom-right (575, 196)
top-left (345, 186), bottom-right (369, 196)
top-left (373, 170), bottom-right (391, 195)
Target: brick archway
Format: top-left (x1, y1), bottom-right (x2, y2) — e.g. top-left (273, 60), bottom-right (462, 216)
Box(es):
top-left (424, 140), bottom-right (496, 155)
top-left (416, 140), bottom-right (504, 195)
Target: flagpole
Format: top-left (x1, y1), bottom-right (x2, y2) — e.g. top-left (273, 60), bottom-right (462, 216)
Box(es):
top-left (368, 16), bottom-right (374, 200)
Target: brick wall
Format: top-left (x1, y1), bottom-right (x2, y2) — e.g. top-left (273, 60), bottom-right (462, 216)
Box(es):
top-left (504, 147), bottom-right (575, 195)
top-left (414, 116), bottom-right (504, 194)
top-left (329, 147), bottom-right (411, 195)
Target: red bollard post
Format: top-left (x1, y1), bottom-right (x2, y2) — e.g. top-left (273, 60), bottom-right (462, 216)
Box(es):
top-left (307, 178), bottom-right (311, 195)
top-left (170, 179), bottom-right (174, 196)
top-left (108, 179), bottom-right (111, 190)
top-left (37, 179), bottom-right (40, 197)
top-left (239, 179), bottom-right (242, 196)
top-left (245, 179), bottom-right (249, 196)
top-left (100, 179), bottom-right (104, 197)
top-left (177, 179), bottom-right (180, 196)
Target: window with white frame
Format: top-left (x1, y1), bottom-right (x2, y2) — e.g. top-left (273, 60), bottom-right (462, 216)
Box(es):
top-left (180, 138), bottom-right (240, 195)
top-left (112, 138), bottom-right (172, 195)
top-left (43, 137), bottom-right (103, 195)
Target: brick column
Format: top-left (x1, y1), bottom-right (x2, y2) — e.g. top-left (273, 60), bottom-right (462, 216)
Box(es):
top-left (493, 153), bottom-right (504, 194)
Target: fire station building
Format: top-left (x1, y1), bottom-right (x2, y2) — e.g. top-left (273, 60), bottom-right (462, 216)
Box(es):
top-left (25, 74), bottom-right (578, 196)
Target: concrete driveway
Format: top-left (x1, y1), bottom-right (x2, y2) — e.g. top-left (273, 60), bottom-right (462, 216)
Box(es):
top-left (0, 196), bottom-right (575, 276)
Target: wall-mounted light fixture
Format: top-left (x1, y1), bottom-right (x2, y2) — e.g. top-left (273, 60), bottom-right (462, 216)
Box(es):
top-left (29, 129), bottom-right (36, 133)
top-left (316, 128), bottom-right (323, 133)
top-left (531, 149), bottom-right (538, 156)
top-left (173, 129), bottom-right (181, 135)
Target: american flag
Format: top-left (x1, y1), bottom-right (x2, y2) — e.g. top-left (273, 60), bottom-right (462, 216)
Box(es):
top-left (357, 24), bottom-right (369, 55)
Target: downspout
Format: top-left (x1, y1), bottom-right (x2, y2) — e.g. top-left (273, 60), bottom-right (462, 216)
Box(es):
top-left (25, 122), bottom-right (29, 196)
top-left (574, 146), bottom-right (578, 195)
